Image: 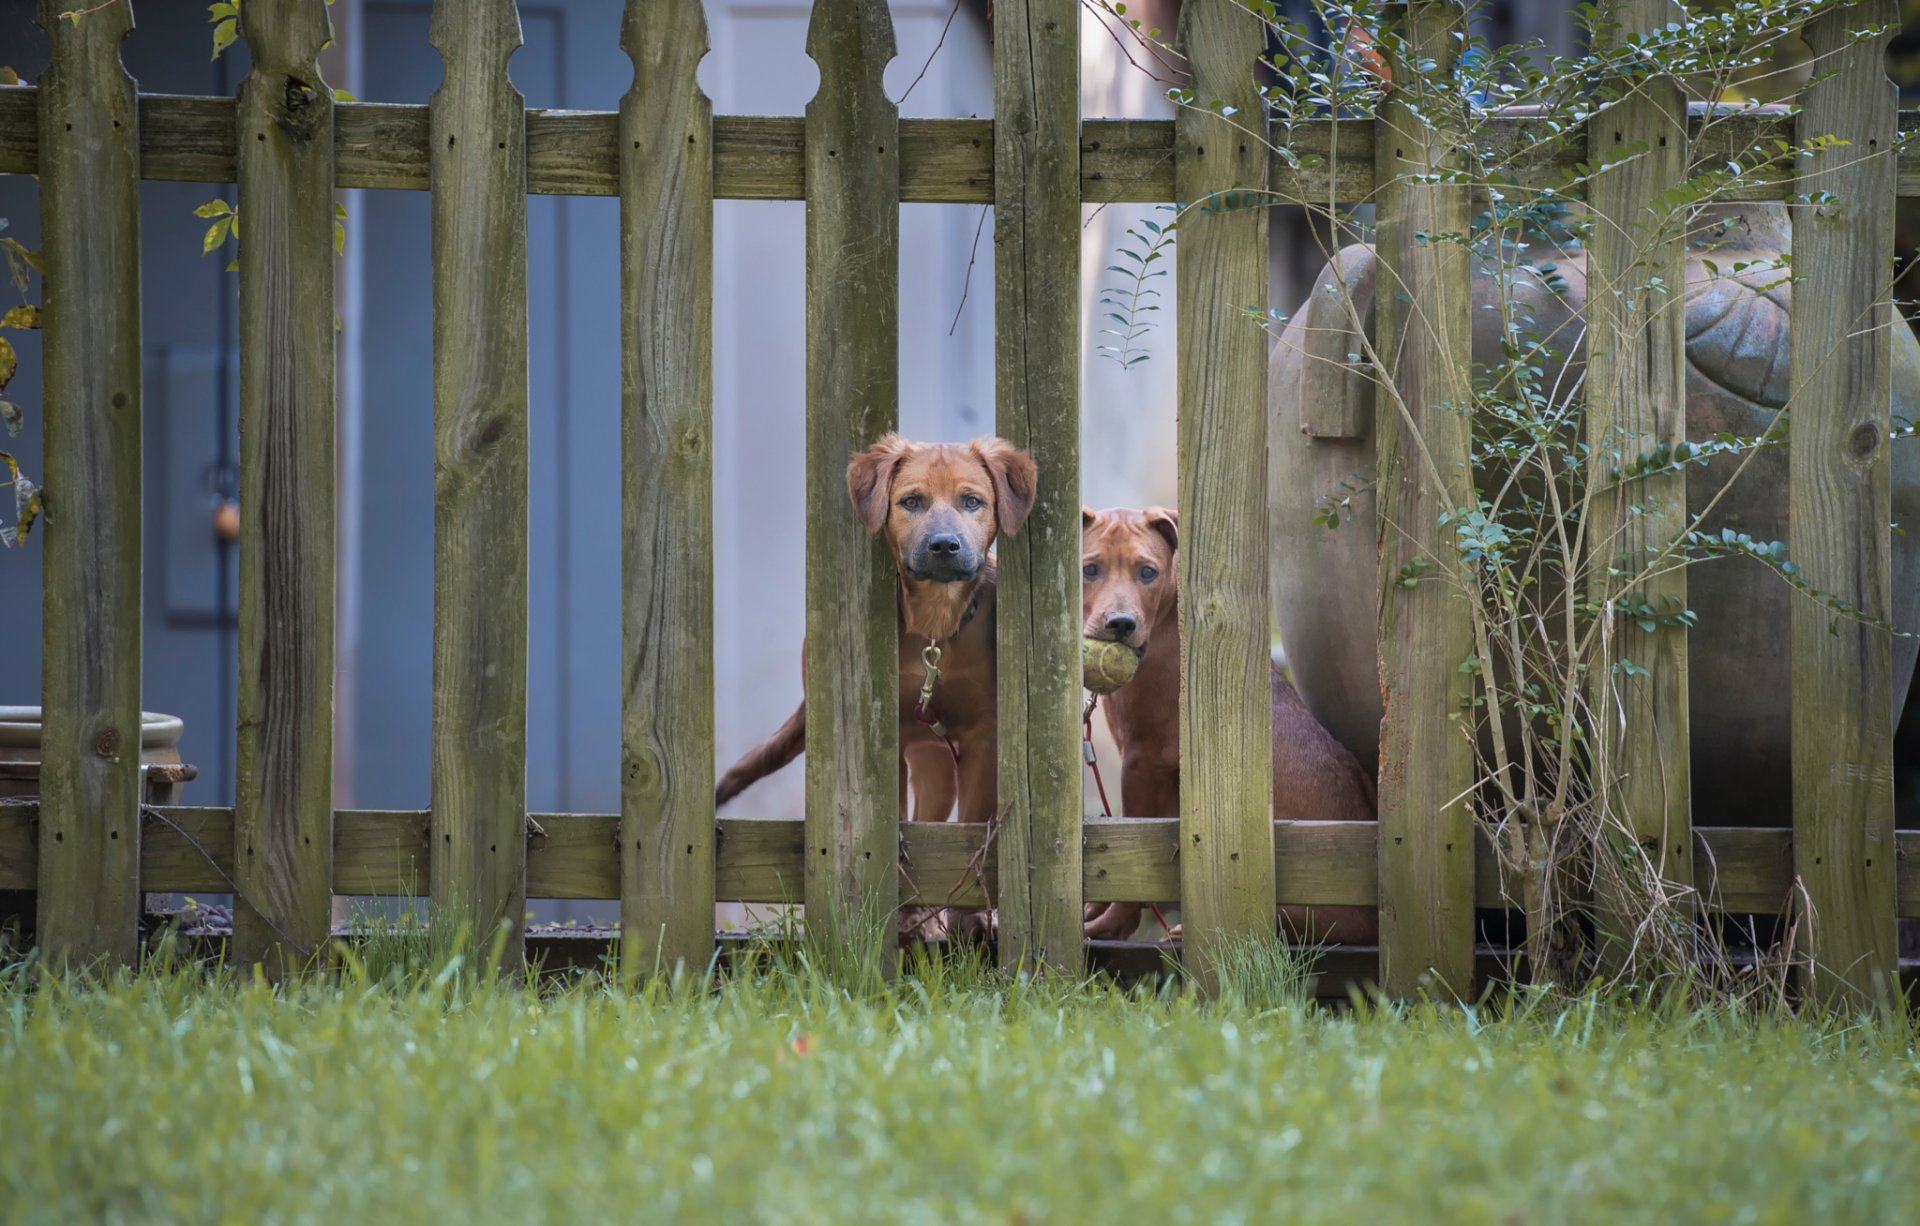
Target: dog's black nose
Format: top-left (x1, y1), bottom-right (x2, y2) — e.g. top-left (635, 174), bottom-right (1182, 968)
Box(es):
top-left (927, 534), bottom-right (963, 556)
top-left (1104, 614), bottom-right (1137, 639)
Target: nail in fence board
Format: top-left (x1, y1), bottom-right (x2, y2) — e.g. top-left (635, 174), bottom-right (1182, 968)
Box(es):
top-left (1373, 0), bottom-right (1477, 1000)
top-left (33, 0), bottom-right (143, 969)
top-left (803, 0), bottom-right (900, 959)
top-left (619, 0), bottom-right (717, 979)
top-left (993, 0), bottom-right (1083, 975)
top-left (1789, 1), bottom-right (1899, 1009)
top-left (1175, 0), bottom-right (1276, 992)
top-left (232, 0), bottom-right (337, 975)
top-left (1583, 0), bottom-right (1694, 970)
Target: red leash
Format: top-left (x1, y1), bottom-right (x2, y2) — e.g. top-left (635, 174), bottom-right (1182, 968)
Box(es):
top-left (1082, 694), bottom-right (1175, 938)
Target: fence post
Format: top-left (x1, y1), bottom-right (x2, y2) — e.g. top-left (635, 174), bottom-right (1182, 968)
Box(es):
top-left (233, 0), bottom-right (338, 975)
top-left (1584, 0), bottom-right (1693, 973)
top-left (1373, 0), bottom-right (1475, 1000)
top-left (1175, 0), bottom-right (1274, 992)
top-left (619, 0), bottom-right (716, 980)
top-left (993, 0), bottom-right (1082, 974)
top-left (803, 0), bottom-right (900, 966)
top-left (427, 0), bottom-right (531, 973)
top-left (33, 0), bottom-right (142, 970)
top-left (1789, 0), bottom-right (1899, 1009)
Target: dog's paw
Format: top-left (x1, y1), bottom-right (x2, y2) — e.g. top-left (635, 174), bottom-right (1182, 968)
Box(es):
top-left (1082, 902), bottom-right (1144, 942)
top-left (945, 907), bottom-right (994, 944)
top-left (898, 906), bottom-right (948, 945)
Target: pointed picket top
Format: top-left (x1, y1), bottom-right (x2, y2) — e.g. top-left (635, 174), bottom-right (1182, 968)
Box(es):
top-left (238, 0), bottom-right (331, 75)
top-left (624, 0), bottom-right (710, 67)
top-left (805, 0), bottom-right (896, 83)
top-left (430, 0), bottom-right (525, 71)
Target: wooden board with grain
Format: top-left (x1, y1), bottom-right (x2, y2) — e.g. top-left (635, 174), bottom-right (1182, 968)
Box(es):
top-left (1582, 0), bottom-right (1694, 970)
top-left (1174, 0), bottom-right (1276, 993)
top-left (992, 0), bottom-right (1082, 976)
top-left (9, 91), bottom-right (1913, 203)
top-left (427, 0), bottom-right (531, 972)
top-left (31, 0), bottom-right (143, 969)
top-left (232, 0), bottom-right (337, 976)
top-left (1372, 0), bottom-right (1476, 1001)
top-left (618, 0), bottom-right (716, 979)
top-left (1788, 1), bottom-right (1900, 1009)
top-left (8, 807), bottom-right (1898, 923)
top-left (802, 0), bottom-right (901, 962)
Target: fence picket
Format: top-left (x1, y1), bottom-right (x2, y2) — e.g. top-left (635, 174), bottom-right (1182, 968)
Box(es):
top-left (1584, 0), bottom-right (1694, 971)
top-left (233, 0), bottom-right (338, 974)
top-left (619, 0), bottom-right (716, 979)
top-left (32, 0), bottom-right (143, 969)
top-left (1373, 0), bottom-right (1476, 1000)
top-left (1789, 0), bottom-right (1899, 1008)
top-left (1175, 0), bottom-right (1275, 991)
top-left (803, 0), bottom-right (900, 963)
top-left (992, 0), bottom-right (1083, 975)
top-left (427, 0), bottom-right (532, 971)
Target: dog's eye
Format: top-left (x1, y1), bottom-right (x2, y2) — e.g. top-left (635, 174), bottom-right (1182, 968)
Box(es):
top-left (1139, 564), bottom-right (1159, 584)
top-left (961, 494), bottom-right (985, 511)
top-left (1082, 563), bottom-right (1100, 581)
top-left (899, 494), bottom-right (924, 512)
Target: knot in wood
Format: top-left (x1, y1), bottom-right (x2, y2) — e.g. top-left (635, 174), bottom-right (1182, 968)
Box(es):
top-left (93, 727), bottom-right (120, 758)
top-left (1850, 420), bottom-right (1882, 460)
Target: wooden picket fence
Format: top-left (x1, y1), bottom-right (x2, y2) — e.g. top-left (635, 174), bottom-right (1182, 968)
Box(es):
top-left (0, 0), bottom-right (1914, 1000)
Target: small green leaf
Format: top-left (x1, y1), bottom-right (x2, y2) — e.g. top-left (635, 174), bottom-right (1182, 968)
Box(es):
top-left (193, 199), bottom-right (233, 219)
top-left (202, 216), bottom-right (232, 254)
top-left (212, 17), bottom-right (238, 60)
top-left (0, 305), bottom-right (40, 331)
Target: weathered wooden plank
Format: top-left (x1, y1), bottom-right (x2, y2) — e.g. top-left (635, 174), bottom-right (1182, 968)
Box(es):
top-left (1373, 0), bottom-right (1477, 1001)
top-left (1583, 0), bottom-right (1693, 972)
top-left (31, 0), bottom-right (143, 970)
top-left (1175, 0), bottom-right (1275, 993)
top-left (426, 0), bottom-right (531, 971)
top-left (618, 0), bottom-right (716, 979)
top-left (1, 806), bottom-right (1913, 917)
top-left (1788, 1), bottom-right (1900, 1010)
top-left (992, 0), bottom-right (1082, 976)
top-left (7, 90), bottom-right (1906, 201)
top-left (802, 0), bottom-right (900, 962)
top-left (232, 0), bottom-right (337, 976)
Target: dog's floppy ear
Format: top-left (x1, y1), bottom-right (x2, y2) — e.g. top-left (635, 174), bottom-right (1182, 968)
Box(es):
top-left (972, 437), bottom-right (1039, 537)
top-left (846, 434), bottom-right (911, 535)
top-left (1144, 505), bottom-right (1179, 554)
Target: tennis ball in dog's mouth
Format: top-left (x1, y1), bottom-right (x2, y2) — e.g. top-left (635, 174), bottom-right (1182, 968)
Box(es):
top-left (1082, 637), bottom-right (1141, 694)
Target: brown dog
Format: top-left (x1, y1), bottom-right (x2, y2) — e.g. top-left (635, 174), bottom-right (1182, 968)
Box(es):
top-left (716, 436), bottom-right (1037, 911)
top-left (1078, 506), bottom-right (1378, 945)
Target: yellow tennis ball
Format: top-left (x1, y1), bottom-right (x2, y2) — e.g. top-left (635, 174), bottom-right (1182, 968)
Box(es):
top-left (1082, 637), bottom-right (1141, 695)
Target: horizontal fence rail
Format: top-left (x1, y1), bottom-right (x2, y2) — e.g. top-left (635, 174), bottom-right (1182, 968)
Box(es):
top-left (7, 90), bottom-right (1920, 203)
top-left (1, 807), bottom-right (1915, 918)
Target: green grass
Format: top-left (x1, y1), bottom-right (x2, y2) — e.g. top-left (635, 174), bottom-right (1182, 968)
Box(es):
top-left (3, 946), bottom-right (1919, 1225)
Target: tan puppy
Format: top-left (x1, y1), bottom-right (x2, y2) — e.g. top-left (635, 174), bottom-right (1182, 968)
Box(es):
top-left (716, 434), bottom-right (1037, 872)
top-left (1078, 506), bottom-right (1378, 945)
